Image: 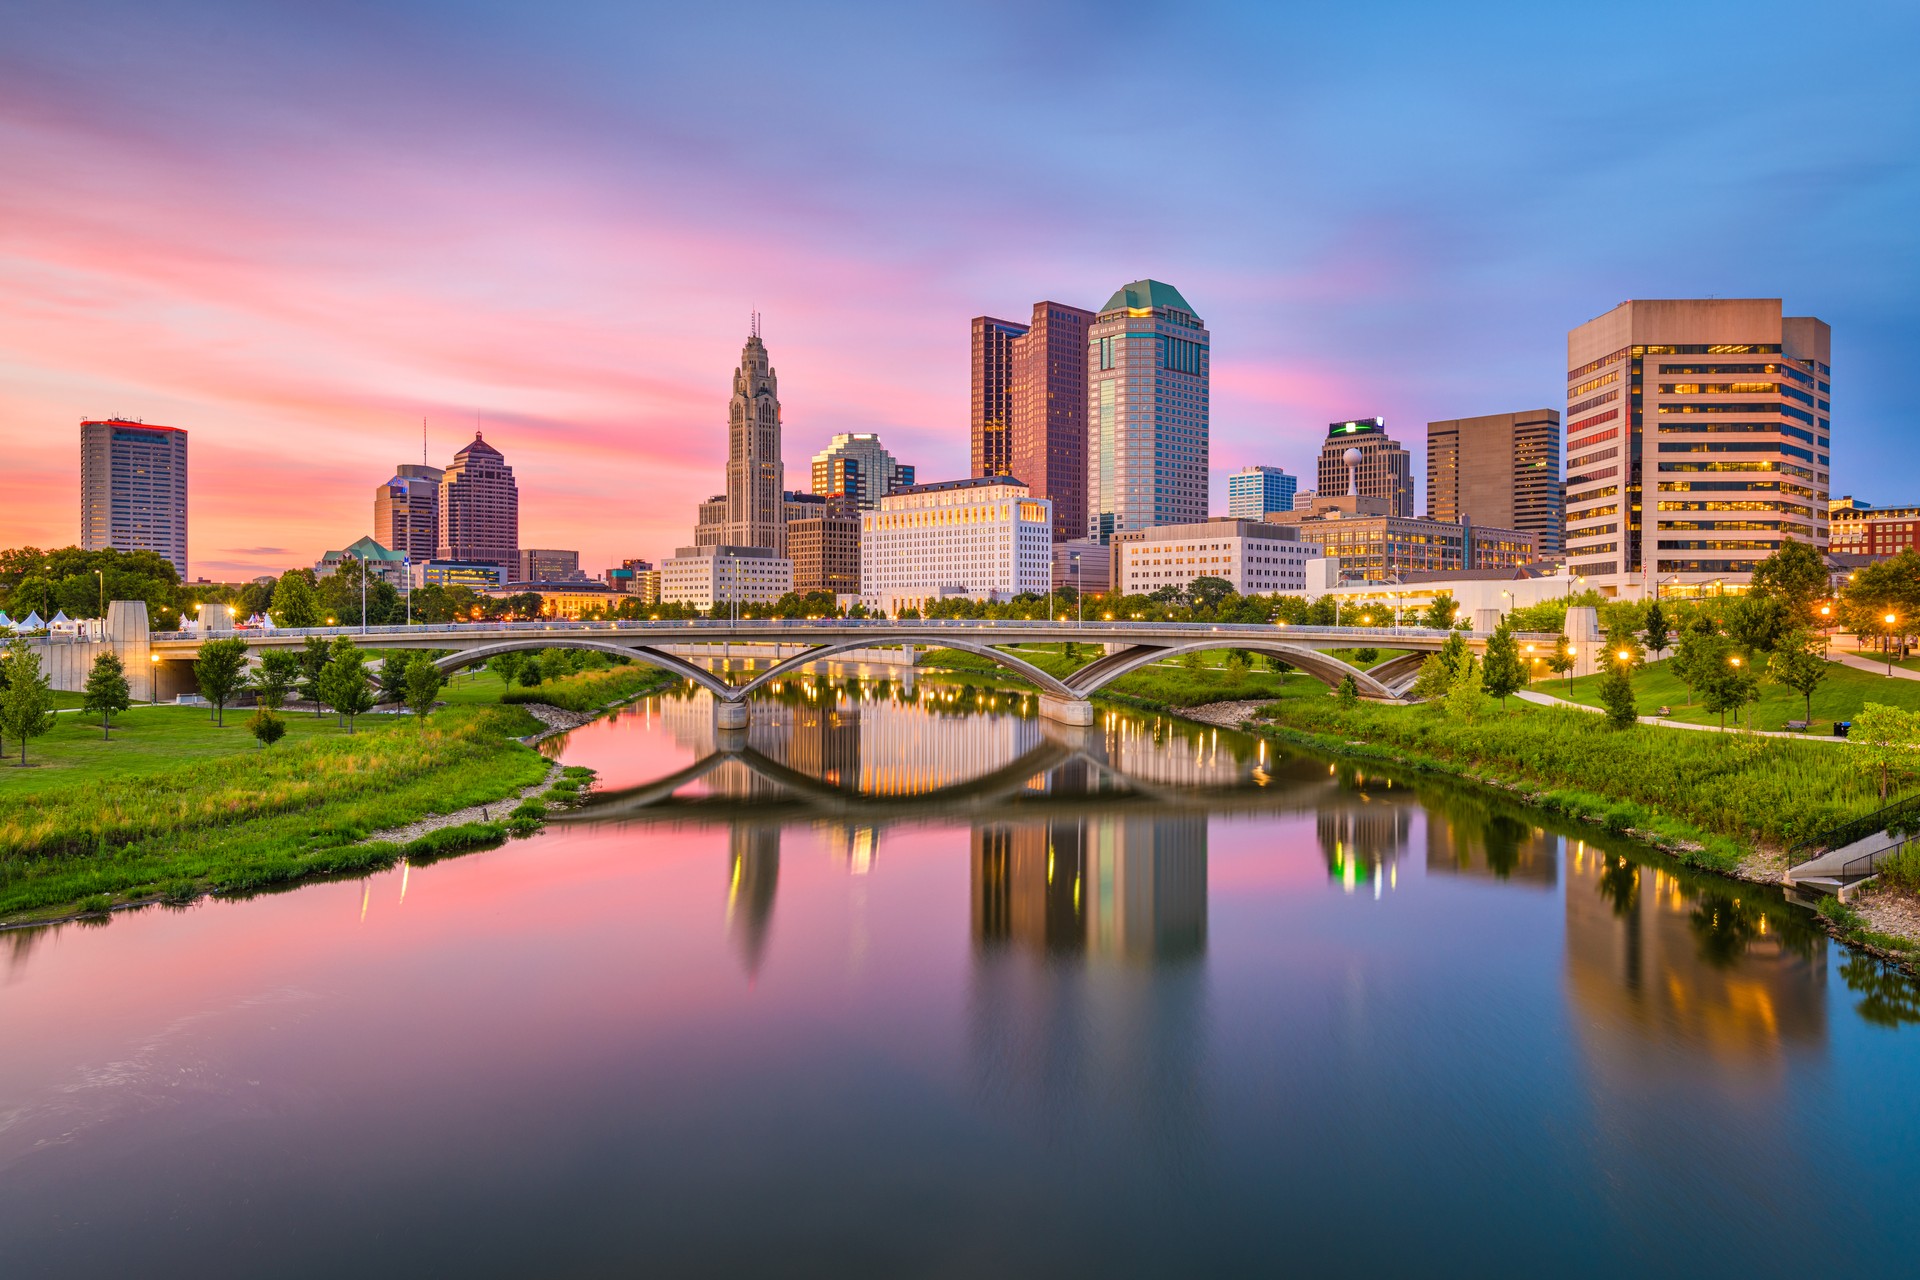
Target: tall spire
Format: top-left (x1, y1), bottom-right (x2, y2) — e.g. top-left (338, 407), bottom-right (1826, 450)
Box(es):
top-left (750, 309), bottom-right (760, 339)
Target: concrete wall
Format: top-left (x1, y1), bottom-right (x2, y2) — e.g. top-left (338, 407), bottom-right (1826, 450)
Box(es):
top-left (19, 601), bottom-right (162, 698)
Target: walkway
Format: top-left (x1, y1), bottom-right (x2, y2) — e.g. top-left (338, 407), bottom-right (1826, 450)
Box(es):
top-left (1834, 650), bottom-right (1920, 681)
top-left (1515, 688), bottom-right (1848, 742)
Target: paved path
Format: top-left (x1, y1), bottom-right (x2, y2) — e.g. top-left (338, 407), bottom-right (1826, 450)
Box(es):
top-left (1515, 688), bottom-right (1847, 742)
top-left (1834, 649), bottom-right (1920, 681)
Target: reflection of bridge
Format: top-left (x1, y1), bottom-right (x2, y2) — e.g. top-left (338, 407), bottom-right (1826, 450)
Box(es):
top-left (150, 617), bottom-right (1548, 722)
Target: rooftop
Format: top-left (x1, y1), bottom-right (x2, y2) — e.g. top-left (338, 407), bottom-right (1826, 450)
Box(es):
top-left (894, 476), bottom-right (1029, 496)
top-left (1100, 279), bottom-right (1196, 316)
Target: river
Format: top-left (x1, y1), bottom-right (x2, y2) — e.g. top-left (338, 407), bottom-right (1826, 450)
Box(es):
top-left (2, 674), bottom-right (1918, 1277)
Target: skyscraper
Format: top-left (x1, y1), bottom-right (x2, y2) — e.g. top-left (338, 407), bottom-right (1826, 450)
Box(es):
top-left (1227, 465), bottom-right (1297, 518)
top-left (1564, 298), bottom-right (1830, 597)
top-left (970, 315), bottom-right (1027, 478)
top-left (1085, 280), bottom-right (1210, 542)
top-left (80, 418), bottom-right (189, 579)
top-left (1009, 300), bottom-right (1095, 542)
top-left (1316, 418), bottom-right (1413, 517)
top-left (374, 463), bottom-right (443, 564)
top-left (438, 433), bottom-right (519, 568)
top-left (810, 432), bottom-right (915, 509)
top-left (1426, 410), bottom-right (1563, 555)
top-left (700, 327), bottom-right (787, 554)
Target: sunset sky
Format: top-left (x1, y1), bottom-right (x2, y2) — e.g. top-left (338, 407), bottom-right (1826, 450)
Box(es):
top-left (3, 0), bottom-right (1915, 579)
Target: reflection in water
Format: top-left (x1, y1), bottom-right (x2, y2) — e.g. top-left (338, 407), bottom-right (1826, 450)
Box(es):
top-left (1424, 792), bottom-right (1558, 887)
top-left (1316, 797), bottom-right (1410, 896)
top-left (726, 827), bottom-right (780, 976)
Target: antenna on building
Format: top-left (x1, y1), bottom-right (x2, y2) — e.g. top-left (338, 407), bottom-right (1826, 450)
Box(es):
top-left (422, 416), bottom-right (428, 465)
top-left (751, 310), bottom-right (760, 339)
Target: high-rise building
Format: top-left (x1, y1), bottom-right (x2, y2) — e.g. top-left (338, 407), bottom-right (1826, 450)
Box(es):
top-left (1227, 465), bottom-right (1297, 519)
top-left (860, 477), bottom-right (1053, 616)
top-left (1829, 498), bottom-right (1920, 559)
top-left (515, 549), bottom-right (583, 582)
top-left (660, 544), bottom-right (793, 609)
top-left (1316, 418), bottom-right (1413, 517)
top-left (1009, 301), bottom-right (1096, 542)
top-left (788, 498), bottom-right (861, 597)
top-left (79, 418), bottom-right (189, 579)
top-left (438, 432), bottom-right (519, 568)
top-left (697, 328), bottom-right (787, 554)
top-left (374, 464), bottom-right (442, 564)
top-left (1564, 299), bottom-right (1830, 597)
top-left (1086, 280), bottom-right (1210, 542)
top-left (970, 316), bottom-right (1028, 478)
top-left (810, 433), bottom-right (916, 510)
top-left (1112, 518), bottom-right (1321, 597)
top-left (1426, 410), bottom-right (1563, 555)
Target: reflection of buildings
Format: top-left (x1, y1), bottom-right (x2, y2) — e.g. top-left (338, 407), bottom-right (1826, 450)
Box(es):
top-left (1316, 803), bottom-right (1411, 895)
top-left (726, 826), bottom-right (780, 977)
top-left (971, 815), bottom-right (1206, 962)
top-left (818, 823), bottom-right (881, 874)
top-left (1425, 806), bottom-right (1557, 887)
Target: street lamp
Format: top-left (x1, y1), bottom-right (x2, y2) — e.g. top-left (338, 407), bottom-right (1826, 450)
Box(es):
top-left (1818, 602), bottom-right (1832, 658)
top-left (1886, 613), bottom-right (1899, 675)
top-left (150, 652), bottom-right (160, 703)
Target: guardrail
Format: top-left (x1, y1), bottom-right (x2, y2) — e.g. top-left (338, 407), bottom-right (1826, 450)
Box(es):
top-left (1788, 791), bottom-right (1920, 867)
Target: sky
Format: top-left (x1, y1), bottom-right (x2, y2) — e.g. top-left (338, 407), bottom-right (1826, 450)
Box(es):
top-left (1, 0), bottom-right (1916, 580)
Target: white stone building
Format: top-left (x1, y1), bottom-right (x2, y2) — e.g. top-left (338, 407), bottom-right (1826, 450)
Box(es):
top-left (859, 478), bottom-right (1053, 616)
top-left (1110, 519), bottom-right (1321, 597)
top-left (660, 544), bottom-right (793, 610)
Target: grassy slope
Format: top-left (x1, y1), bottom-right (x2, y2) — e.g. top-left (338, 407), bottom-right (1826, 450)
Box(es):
top-left (919, 644), bottom-right (1300, 707)
top-left (1544, 656), bottom-right (1920, 733)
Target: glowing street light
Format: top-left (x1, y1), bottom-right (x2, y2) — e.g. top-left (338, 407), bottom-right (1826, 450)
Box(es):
top-left (1887, 613), bottom-right (1900, 675)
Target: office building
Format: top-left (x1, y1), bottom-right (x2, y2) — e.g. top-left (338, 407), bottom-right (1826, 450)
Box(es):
top-left (413, 559), bottom-right (508, 591)
top-left (1227, 465), bottom-right (1297, 519)
top-left (491, 581), bottom-right (625, 619)
top-left (859, 477), bottom-right (1053, 616)
top-left (1052, 539), bottom-right (1111, 596)
top-left (79, 418), bottom-right (189, 579)
top-left (1828, 498), bottom-right (1920, 559)
top-left (811, 432), bottom-right (916, 509)
top-left (373, 464), bottom-right (442, 564)
top-left (1565, 299), bottom-right (1831, 597)
top-left (1426, 410), bottom-right (1564, 555)
top-left (971, 315), bottom-right (1028, 478)
top-left (1086, 280), bottom-right (1210, 542)
top-left (438, 433), bottom-right (518, 568)
top-left (316, 535), bottom-right (408, 586)
top-left (660, 544), bottom-right (793, 609)
top-left (694, 326), bottom-right (787, 554)
top-left (1266, 496), bottom-right (1535, 583)
top-left (788, 499), bottom-right (861, 597)
top-left (1009, 301), bottom-right (1096, 541)
top-left (1111, 519), bottom-right (1321, 597)
top-left (1317, 418), bottom-right (1414, 517)
top-left (516, 548), bottom-right (583, 582)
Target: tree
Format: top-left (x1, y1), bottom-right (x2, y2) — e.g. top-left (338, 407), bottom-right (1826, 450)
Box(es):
top-left (1411, 630), bottom-right (1471, 700)
top-left (82, 651), bottom-right (131, 739)
top-left (1768, 629), bottom-right (1828, 725)
top-left (317, 641), bottom-right (375, 733)
top-left (1336, 673), bottom-right (1359, 706)
top-left (253, 650), bottom-right (300, 711)
top-left (377, 653), bottom-right (411, 703)
top-left (0, 640), bottom-right (57, 765)
top-left (270, 568), bottom-right (321, 628)
top-left (1699, 651), bottom-right (1758, 731)
top-left (1598, 656), bottom-right (1638, 729)
top-left (249, 708), bottom-right (287, 748)
top-left (1445, 652), bottom-right (1486, 721)
top-left (1643, 600), bottom-right (1670, 659)
top-left (1422, 593), bottom-right (1458, 630)
top-left (1850, 703), bottom-right (1920, 802)
top-left (1670, 612), bottom-right (1720, 706)
top-left (1722, 592), bottom-right (1789, 657)
top-left (297, 635), bottom-right (332, 714)
top-left (1546, 642), bottom-right (1577, 686)
top-left (194, 636), bottom-right (250, 727)
top-left (1480, 621), bottom-right (1526, 708)
top-left (404, 655), bottom-right (446, 726)
top-left (1189, 575), bottom-right (1234, 612)
top-left (1749, 536), bottom-right (1829, 614)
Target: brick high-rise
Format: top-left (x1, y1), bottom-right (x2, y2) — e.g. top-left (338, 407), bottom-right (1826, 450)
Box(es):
top-left (1009, 301), bottom-right (1095, 541)
top-left (438, 433), bottom-right (519, 568)
top-left (1425, 410), bottom-right (1563, 555)
top-left (374, 463), bottom-right (442, 564)
top-left (970, 315), bottom-right (1027, 478)
top-left (1317, 418), bottom-right (1414, 517)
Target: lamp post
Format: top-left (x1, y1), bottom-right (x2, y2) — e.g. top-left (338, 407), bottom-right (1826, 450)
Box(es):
top-left (1887, 613), bottom-right (1899, 676)
top-left (403, 555), bottom-right (411, 627)
top-left (95, 568), bottom-right (105, 621)
top-left (1071, 551), bottom-right (1082, 627)
top-left (150, 652), bottom-right (161, 704)
top-left (1818, 602), bottom-right (1832, 658)
top-left (1730, 654), bottom-right (1747, 730)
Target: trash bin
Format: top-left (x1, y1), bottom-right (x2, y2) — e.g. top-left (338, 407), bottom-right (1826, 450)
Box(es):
top-left (1834, 720), bottom-right (1851, 738)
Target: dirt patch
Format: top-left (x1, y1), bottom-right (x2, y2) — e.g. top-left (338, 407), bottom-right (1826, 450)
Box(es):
top-left (1852, 884), bottom-right (1920, 948)
top-left (1181, 700), bottom-right (1270, 729)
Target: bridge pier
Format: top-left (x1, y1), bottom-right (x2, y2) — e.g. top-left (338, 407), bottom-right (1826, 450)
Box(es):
top-left (714, 700), bottom-right (751, 730)
top-left (1038, 695), bottom-right (1094, 726)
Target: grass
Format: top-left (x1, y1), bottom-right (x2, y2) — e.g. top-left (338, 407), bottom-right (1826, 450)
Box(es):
top-left (501, 663), bottom-right (676, 712)
top-left (0, 703), bottom-right (551, 925)
top-left (920, 644), bottom-right (1302, 706)
top-left (1543, 656), bottom-right (1920, 733)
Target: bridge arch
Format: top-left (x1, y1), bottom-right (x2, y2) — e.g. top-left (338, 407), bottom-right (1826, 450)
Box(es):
top-left (434, 639), bottom-right (737, 699)
top-left (1063, 640), bottom-right (1396, 700)
top-left (732, 635), bottom-right (1077, 700)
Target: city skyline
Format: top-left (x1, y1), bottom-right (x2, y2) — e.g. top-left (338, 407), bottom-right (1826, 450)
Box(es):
top-left (2, 2), bottom-right (1914, 577)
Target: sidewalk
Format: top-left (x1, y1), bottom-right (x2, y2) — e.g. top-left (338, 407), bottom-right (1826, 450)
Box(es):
top-left (1515, 688), bottom-right (1847, 742)
top-left (1834, 649), bottom-right (1920, 682)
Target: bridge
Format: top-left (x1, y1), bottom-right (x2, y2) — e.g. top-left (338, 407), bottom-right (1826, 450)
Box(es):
top-left (138, 614), bottom-right (1549, 723)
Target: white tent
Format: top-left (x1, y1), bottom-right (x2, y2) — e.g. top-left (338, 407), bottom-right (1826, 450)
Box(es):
top-left (20, 610), bottom-right (45, 630)
top-left (0, 611), bottom-right (13, 632)
top-left (49, 609), bottom-right (70, 624)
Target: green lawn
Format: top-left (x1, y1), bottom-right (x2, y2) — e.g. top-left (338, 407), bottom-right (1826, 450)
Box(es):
top-left (1541, 656), bottom-right (1920, 733)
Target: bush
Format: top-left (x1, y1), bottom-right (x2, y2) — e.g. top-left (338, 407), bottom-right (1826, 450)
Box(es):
top-left (502, 665), bottom-right (672, 712)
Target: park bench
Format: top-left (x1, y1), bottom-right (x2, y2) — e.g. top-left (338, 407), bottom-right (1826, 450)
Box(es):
top-left (1785, 719), bottom-right (1810, 733)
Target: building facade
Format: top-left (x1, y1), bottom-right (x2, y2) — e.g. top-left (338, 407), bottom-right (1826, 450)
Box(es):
top-left (373, 464), bottom-right (442, 565)
top-left (1111, 519), bottom-right (1321, 597)
top-left (316, 535), bottom-right (408, 586)
top-left (810, 432), bottom-right (915, 509)
top-left (971, 316), bottom-right (1028, 478)
top-left (1009, 300), bottom-right (1096, 542)
top-left (1316, 418), bottom-right (1414, 517)
top-left (1266, 498), bottom-right (1536, 583)
top-left (492, 582), bottom-right (625, 619)
top-left (1227, 465), bottom-right (1298, 519)
top-left (1425, 410), bottom-right (1563, 556)
top-left (859, 477), bottom-right (1053, 615)
top-left (413, 559), bottom-right (508, 591)
top-left (660, 544), bottom-right (793, 609)
top-left (1564, 299), bottom-right (1831, 597)
top-left (1052, 539), bottom-right (1111, 595)
top-left (79, 418), bottom-right (189, 579)
top-left (438, 433), bottom-right (519, 568)
top-left (1829, 498), bottom-right (1920, 559)
top-left (694, 330), bottom-right (787, 554)
top-left (516, 548), bottom-right (582, 582)
top-left (788, 500), bottom-right (862, 597)
top-left (1086, 280), bottom-right (1210, 542)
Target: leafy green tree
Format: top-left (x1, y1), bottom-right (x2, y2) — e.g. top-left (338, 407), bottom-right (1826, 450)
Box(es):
top-left (1699, 649), bottom-right (1758, 730)
top-left (82, 651), bottom-right (131, 739)
top-left (1546, 640), bottom-right (1577, 686)
top-left (404, 655), bottom-right (446, 727)
top-left (1189, 576), bottom-right (1234, 612)
top-left (1598, 655), bottom-right (1638, 729)
top-left (1642, 600), bottom-right (1670, 659)
top-left (317, 641), bottom-right (375, 733)
top-left (0, 639), bottom-right (57, 765)
top-left (1411, 630), bottom-right (1471, 700)
top-left (253, 650), bottom-right (300, 711)
top-left (1768, 629), bottom-right (1828, 725)
top-left (249, 708), bottom-right (287, 748)
top-left (1480, 621), bottom-right (1526, 708)
top-left (193, 636), bottom-right (250, 727)
top-left (297, 635), bottom-right (332, 714)
top-left (1445, 652), bottom-right (1486, 721)
top-left (1850, 703), bottom-right (1920, 801)
top-left (377, 653), bottom-right (411, 703)
top-left (270, 568), bottom-right (321, 628)
top-left (1748, 536), bottom-right (1830, 614)
top-left (1670, 612), bottom-right (1720, 706)
top-left (1422, 593), bottom-right (1458, 630)
top-left (1336, 673), bottom-right (1359, 706)
top-left (1722, 592), bottom-right (1790, 656)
